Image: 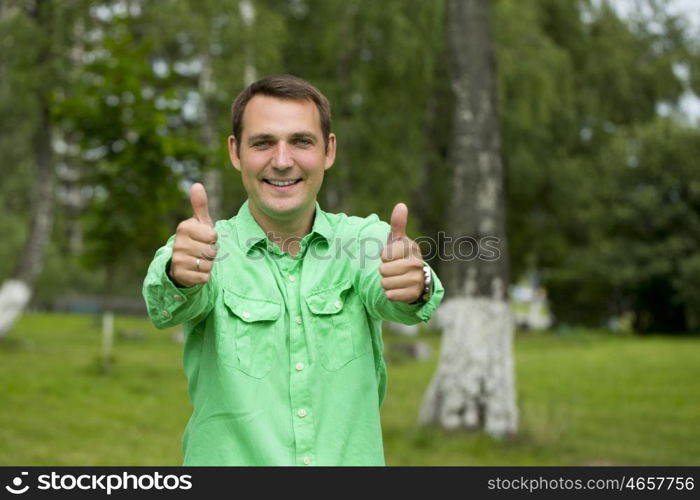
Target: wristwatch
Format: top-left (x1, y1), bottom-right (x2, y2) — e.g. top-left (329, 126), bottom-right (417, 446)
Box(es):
top-left (421, 262), bottom-right (433, 301)
top-left (410, 262), bottom-right (434, 305)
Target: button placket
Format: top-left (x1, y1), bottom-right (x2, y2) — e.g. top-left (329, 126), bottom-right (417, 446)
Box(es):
top-left (284, 258), bottom-right (314, 465)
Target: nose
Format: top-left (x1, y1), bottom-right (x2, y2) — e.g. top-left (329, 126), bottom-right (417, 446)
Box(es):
top-left (271, 141), bottom-right (293, 170)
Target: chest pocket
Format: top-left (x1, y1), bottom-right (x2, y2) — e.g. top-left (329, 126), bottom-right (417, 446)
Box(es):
top-left (305, 280), bottom-right (371, 371)
top-left (218, 289), bottom-right (281, 379)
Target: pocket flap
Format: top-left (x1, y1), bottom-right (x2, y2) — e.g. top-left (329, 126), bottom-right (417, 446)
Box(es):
top-left (223, 289), bottom-right (281, 322)
top-left (305, 280), bottom-right (353, 315)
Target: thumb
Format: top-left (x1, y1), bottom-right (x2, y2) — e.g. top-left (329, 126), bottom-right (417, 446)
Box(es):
top-left (388, 202), bottom-right (408, 242)
top-left (190, 182), bottom-right (213, 227)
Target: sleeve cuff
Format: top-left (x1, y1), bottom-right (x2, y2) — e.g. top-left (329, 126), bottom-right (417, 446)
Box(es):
top-left (159, 256), bottom-right (205, 306)
top-left (394, 294), bottom-right (439, 323)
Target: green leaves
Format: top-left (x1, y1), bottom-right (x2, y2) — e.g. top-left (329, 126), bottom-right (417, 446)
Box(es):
top-left (545, 118), bottom-right (700, 331)
top-left (492, 0), bottom-right (700, 332)
top-left (2, 0), bottom-right (698, 331)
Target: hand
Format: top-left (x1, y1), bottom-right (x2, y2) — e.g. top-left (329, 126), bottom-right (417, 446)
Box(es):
top-left (379, 203), bottom-right (425, 303)
top-left (168, 183), bottom-right (218, 288)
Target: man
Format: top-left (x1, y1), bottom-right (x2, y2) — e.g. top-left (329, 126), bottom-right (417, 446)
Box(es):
top-left (143, 74), bottom-right (444, 465)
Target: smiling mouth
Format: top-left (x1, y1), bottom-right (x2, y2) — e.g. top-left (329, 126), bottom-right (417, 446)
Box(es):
top-left (264, 179), bottom-right (302, 187)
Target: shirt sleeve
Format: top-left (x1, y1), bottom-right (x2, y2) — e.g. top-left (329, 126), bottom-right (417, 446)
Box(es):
top-left (142, 234), bottom-right (219, 329)
top-left (354, 217), bottom-right (444, 325)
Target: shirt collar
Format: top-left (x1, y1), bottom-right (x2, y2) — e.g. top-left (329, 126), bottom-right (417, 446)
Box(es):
top-left (235, 200), bottom-right (332, 254)
top-left (310, 202), bottom-right (333, 243)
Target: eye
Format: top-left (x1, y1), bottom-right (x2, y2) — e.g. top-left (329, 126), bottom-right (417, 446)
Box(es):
top-left (252, 140), bottom-right (272, 149)
top-left (294, 138), bottom-right (313, 147)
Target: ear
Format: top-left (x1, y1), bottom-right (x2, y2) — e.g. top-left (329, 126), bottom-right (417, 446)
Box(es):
top-left (324, 133), bottom-right (337, 171)
top-left (228, 135), bottom-right (241, 172)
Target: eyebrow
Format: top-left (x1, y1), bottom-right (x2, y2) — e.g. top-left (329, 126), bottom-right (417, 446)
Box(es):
top-left (247, 131), bottom-right (319, 145)
top-left (289, 131), bottom-right (318, 143)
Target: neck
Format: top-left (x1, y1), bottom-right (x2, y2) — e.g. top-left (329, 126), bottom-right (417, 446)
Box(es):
top-left (249, 202), bottom-right (316, 257)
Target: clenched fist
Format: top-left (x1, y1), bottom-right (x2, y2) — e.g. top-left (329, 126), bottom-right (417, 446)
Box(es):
top-left (168, 183), bottom-right (218, 288)
top-left (379, 203), bottom-right (426, 303)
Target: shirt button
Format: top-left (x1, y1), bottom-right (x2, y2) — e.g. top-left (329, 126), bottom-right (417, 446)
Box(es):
top-left (162, 310), bottom-right (171, 318)
top-left (303, 456), bottom-right (311, 465)
top-left (295, 316), bottom-right (302, 325)
top-left (334, 300), bottom-right (342, 309)
top-left (173, 295), bottom-right (184, 301)
top-left (288, 275), bottom-right (296, 282)
top-left (242, 312), bottom-right (251, 319)
top-left (295, 362), bottom-right (304, 371)
top-left (297, 408), bottom-right (307, 418)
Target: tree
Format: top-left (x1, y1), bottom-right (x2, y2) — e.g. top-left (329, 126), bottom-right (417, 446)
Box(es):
top-left (419, 0), bottom-right (517, 437)
top-left (493, 0), bottom-right (699, 331)
top-left (0, 0), bottom-right (85, 339)
top-left (546, 117), bottom-right (700, 332)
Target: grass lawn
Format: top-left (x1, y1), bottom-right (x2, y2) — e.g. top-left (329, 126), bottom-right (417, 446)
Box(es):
top-left (383, 329), bottom-right (700, 465)
top-left (1, 313), bottom-right (698, 465)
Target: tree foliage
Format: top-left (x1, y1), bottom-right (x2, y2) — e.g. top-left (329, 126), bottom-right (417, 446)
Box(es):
top-left (493, 0), bottom-right (699, 332)
top-left (54, 3), bottom-right (201, 282)
top-left (1, 0), bottom-right (699, 332)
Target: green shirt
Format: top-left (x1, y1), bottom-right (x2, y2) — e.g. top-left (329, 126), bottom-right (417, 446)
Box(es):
top-left (142, 200), bottom-right (444, 466)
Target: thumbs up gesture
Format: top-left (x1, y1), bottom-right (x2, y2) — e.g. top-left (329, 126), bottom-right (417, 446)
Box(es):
top-left (168, 183), bottom-right (218, 288)
top-left (379, 203), bottom-right (426, 303)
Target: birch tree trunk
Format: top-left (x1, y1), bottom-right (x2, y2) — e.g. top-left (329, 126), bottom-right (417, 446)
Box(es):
top-left (0, 0), bottom-right (55, 338)
top-left (0, 101), bottom-right (54, 339)
top-left (419, 0), bottom-right (517, 437)
top-left (200, 51), bottom-right (223, 223)
top-left (239, 0), bottom-right (257, 87)
top-left (200, 0), bottom-right (256, 221)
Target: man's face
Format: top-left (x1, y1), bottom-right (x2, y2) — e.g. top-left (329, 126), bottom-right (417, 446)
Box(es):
top-left (228, 95), bottom-right (336, 223)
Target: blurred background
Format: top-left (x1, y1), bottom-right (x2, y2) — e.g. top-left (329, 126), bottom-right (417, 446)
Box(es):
top-left (1, 0), bottom-right (699, 465)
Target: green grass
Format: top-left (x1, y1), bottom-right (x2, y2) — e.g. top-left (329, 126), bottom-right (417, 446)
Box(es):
top-left (0, 314), bottom-right (188, 465)
top-left (383, 329), bottom-right (700, 465)
top-left (1, 313), bottom-right (698, 465)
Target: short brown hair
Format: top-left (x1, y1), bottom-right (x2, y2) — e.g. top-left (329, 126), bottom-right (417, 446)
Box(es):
top-left (231, 74), bottom-right (332, 154)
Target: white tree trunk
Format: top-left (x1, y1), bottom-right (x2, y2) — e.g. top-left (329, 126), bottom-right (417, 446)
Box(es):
top-left (420, 296), bottom-right (517, 437)
top-left (197, 0), bottom-right (255, 222)
top-left (0, 280), bottom-right (32, 339)
top-left (0, 3), bottom-right (56, 339)
top-left (102, 310), bottom-right (114, 374)
top-left (199, 52), bottom-right (223, 223)
top-left (419, 0), bottom-right (517, 438)
top-left (239, 0), bottom-right (257, 86)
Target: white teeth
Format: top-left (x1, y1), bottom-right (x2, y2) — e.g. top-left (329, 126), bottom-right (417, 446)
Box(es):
top-left (267, 179), bottom-right (298, 186)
